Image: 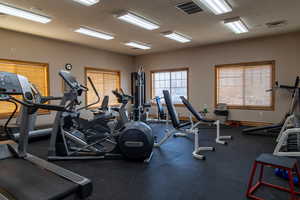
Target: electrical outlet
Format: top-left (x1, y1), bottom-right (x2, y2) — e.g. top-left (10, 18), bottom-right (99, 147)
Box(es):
top-left (10, 48), bottom-right (16, 55)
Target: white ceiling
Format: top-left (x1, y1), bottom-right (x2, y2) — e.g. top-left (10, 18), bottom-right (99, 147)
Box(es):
top-left (0, 0), bottom-right (300, 56)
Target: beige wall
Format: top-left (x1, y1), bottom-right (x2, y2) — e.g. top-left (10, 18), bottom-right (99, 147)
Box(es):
top-left (135, 32), bottom-right (300, 123)
top-left (1, 29), bottom-right (299, 125)
top-left (0, 29), bottom-right (134, 125)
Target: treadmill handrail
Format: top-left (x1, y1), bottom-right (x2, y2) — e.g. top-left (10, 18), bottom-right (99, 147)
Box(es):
top-left (10, 97), bottom-right (66, 112)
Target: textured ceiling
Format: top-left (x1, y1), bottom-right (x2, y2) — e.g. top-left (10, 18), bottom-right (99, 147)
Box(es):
top-left (0, 0), bottom-right (300, 55)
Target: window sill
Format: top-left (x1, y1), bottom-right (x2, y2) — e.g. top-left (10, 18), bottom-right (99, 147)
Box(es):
top-left (222, 105), bottom-right (275, 111)
top-left (150, 102), bottom-right (185, 107)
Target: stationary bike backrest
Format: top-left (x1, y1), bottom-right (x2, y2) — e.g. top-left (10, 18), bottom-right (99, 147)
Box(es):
top-left (100, 96), bottom-right (109, 111)
top-left (163, 90), bottom-right (180, 128)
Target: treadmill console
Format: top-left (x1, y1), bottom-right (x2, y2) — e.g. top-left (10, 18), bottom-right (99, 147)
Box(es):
top-left (0, 71), bottom-right (33, 102)
top-left (0, 71), bottom-right (23, 95)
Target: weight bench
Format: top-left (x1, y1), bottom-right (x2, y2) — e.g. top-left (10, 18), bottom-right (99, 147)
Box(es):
top-left (247, 153), bottom-right (300, 200)
top-left (154, 90), bottom-right (214, 160)
top-left (180, 96), bottom-right (232, 145)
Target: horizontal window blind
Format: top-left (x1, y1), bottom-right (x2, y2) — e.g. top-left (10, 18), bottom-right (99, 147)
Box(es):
top-left (86, 68), bottom-right (120, 107)
top-left (216, 62), bottom-right (274, 110)
top-left (0, 60), bottom-right (49, 118)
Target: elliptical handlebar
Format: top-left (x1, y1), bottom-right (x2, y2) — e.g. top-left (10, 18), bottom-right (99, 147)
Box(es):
top-left (77, 76), bottom-right (101, 111)
top-left (59, 70), bottom-right (101, 111)
top-left (112, 89), bottom-right (133, 105)
top-left (87, 77), bottom-right (100, 99)
top-left (118, 88), bottom-right (133, 99)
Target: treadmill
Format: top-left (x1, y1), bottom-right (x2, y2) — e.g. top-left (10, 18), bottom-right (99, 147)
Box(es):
top-left (0, 84), bottom-right (62, 141)
top-left (243, 76), bottom-right (299, 134)
top-left (0, 71), bottom-right (92, 200)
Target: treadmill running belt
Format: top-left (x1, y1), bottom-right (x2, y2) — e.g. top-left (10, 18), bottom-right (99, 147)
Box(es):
top-left (0, 158), bottom-right (79, 200)
top-left (0, 187), bottom-right (16, 200)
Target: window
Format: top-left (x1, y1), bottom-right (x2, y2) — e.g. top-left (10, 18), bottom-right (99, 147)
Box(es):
top-left (215, 61), bottom-right (275, 110)
top-left (85, 67), bottom-right (120, 107)
top-left (0, 59), bottom-right (49, 118)
top-left (151, 68), bottom-right (188, 105)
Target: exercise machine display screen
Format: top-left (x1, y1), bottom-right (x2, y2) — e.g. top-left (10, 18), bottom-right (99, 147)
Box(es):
top-left (0, 71), bottom-right (23, 95)
top-left (59, 70), bottom-right (80, 90)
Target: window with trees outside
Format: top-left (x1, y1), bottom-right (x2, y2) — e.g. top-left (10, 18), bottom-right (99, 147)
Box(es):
top-left (0, 59), bottom-right (49, 118)
top-left (85, 67), bottom-right (120, 107)
top-left (215, 61), bottom-right (275, 110)
top-left (151, 68), bottom-right (188, 105)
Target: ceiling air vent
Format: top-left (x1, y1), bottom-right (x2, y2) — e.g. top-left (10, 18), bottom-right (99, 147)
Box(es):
top-left (266, 20), bottom-right (288, 28)
top-left (176, 1), bottom-right (203, 15)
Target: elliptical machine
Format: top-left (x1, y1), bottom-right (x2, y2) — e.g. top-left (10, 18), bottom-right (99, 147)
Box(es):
top-left (48, 70), bottom-right (154, 162)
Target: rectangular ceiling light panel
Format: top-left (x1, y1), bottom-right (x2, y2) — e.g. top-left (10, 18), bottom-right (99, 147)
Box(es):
top-left (72, 0), bottom-right (100, 6)
top-left (125, 42), bottom-right (151, 50)
top-left (0, 3), bottom-right (51, 23)
top-left (193, 0), bottom-right (232, 15)
top-left (75, 27), bottom-right (114, 40)
top-left (162, 32), bottom-right (191, 43)
top-left (224, 18), bottom-right (248, 34)
top-left (117, 11), bottom-right (160, 30)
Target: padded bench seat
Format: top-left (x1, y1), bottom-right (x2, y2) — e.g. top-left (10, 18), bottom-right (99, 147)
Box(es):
top-left (256, 153), bottom-right (297, 169)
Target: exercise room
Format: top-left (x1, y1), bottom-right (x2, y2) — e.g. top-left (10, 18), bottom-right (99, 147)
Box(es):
top-left (0, 0), bottom-right (300, 199)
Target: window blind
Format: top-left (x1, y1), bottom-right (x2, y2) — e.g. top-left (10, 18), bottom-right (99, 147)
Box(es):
top-left (85, 68), bottom-right (120, 107)
top-left (216, 62), bottom-right (274, 110)
top-left (0, 60), bottom-right (49, 118)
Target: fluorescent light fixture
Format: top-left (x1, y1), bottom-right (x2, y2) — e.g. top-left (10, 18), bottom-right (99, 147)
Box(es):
top-left (193, 0), bottom-right (232, 15)
top-left (224, 17), bottom-right (249, 34)
top-left (125, 42), bottom-right (151, 50)
top-left (0, 3), bottom-right (51, 23)
top-left (75, 27), bottom-right (114, 40)
top-left (72, 0), bottom-right (100, 6)
top-left (116, 11), bottom-right (160, 30)
top-left (162, 31), bottom-right (191, 43)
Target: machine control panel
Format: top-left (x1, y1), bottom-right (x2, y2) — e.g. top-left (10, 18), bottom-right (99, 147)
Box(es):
top-left (59, 70), bottom-right (80, 90)
top-left (0, 71), bottom-right (33, 102)
top-left (0, 71), bottom-right (23, 95)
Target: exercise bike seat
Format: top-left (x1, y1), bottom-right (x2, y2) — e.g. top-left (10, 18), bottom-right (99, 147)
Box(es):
top-left (93, 112), bottom-right (115, 121)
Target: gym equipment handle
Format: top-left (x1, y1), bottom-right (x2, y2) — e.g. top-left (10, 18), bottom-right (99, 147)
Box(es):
top-left (33, 103), bottom-right (65, 112)
top-left (77, 76), bottom-right (100, 111)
